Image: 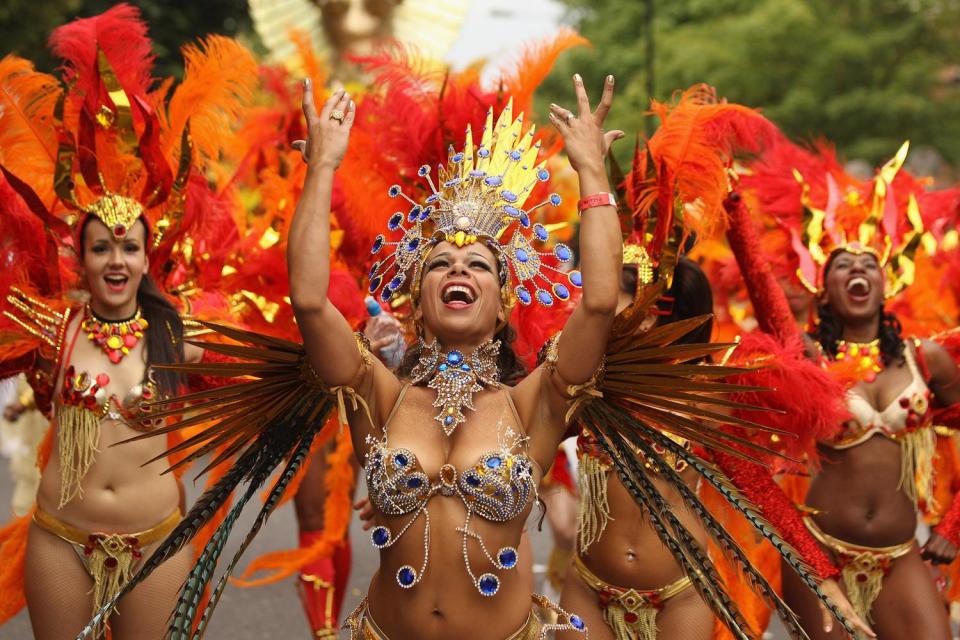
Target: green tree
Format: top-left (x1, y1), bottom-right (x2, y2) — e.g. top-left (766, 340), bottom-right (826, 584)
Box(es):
top-left (0, 0), bottom-right (257, 78)
top-left (541, 0), bottom-right (960, 166)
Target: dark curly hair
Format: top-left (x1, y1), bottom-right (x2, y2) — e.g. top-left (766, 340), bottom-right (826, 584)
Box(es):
top-left (809, 252), bottom-right (905, 366)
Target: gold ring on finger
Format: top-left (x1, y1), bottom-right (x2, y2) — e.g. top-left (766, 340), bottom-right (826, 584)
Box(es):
top-left (565, 113), bottom-right (574, 125)
top-left (330, 110), bottom-right (345, 122)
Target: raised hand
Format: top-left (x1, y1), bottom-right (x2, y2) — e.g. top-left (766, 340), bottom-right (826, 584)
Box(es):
top-left (548, 74), bottom-right (624, 175)
top-left (292, 78), bottom-right (356, 170)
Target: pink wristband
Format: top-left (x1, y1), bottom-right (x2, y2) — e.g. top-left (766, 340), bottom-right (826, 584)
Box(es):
top-left (577, 192), bottom-right (616, 212)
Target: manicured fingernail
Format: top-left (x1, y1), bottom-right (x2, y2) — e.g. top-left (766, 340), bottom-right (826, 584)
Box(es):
top-left (573, 73), bottom-right (582, 82)
top-left (350, 99), bottom-right (356, 109)
top-left (607, 74), bottom-right (614, 83)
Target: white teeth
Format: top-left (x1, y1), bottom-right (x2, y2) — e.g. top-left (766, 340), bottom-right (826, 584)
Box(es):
top-left (846, 277), bottom-right (869, 294)
top-left (442, 284), bottom-right (475, 303)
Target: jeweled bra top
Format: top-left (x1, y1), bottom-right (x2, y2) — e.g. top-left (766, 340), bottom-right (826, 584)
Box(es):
top-left (823, 342), bottom-right (932, 450)
top-left (363, 383), bottom-right (539, 596)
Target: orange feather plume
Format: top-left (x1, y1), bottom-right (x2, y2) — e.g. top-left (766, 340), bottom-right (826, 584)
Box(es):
top-left (0, 56), bottom-right (61, 205)
top-left (500, 28), bottom-right (589, 115)
top-left (165, 35), bottom-right (258, 167)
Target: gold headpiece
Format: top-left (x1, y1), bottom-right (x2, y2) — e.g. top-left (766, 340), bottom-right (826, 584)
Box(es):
top-left (790, 141), bottom-right (931, 298)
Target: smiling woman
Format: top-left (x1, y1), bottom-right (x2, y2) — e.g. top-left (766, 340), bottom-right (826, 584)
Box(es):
top-left (283, 70), bottom-right (623, 638)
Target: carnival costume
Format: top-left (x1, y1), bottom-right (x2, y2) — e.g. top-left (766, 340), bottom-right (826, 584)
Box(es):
top-left (569, 87), bottom-right (856, 640)
top-left (732, 133), bottom-right (960, 625)
top-left (65, 51), bottom-right (868, 637)
top-left (0, 4), bottom-right (262, 631)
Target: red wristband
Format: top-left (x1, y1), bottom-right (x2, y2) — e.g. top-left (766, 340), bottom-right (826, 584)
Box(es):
top-left (577, 192), bottom-right (616, 212)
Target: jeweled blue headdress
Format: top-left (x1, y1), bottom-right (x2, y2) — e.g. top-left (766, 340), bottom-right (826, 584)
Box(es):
top-left (368, 98), bottom-right (581, 307)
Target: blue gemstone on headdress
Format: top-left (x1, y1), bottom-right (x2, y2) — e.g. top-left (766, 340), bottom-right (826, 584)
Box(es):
top-left (519, 213), bottom-right (531, 228)
top-left (397, 566), bottom-right (416, 588)
top-left (478, 574), bottom-right (499, 596)
top-left (420, 206), bottom-right (432, 220)
top-left (554, 283), bottom-right (570, 300)
top-left (549, 193), bottom-right (561, 206)
top-left (418, 165), bottom-right (430, 177)
top-left (466, 474), bottom-right (481, 487)
top-left (554, 244), bottom-right (572, 262)
top-left (569, 271), bottom-right (583, 287)
top-left (452, 152), bottom-right (464, 163)
top-left (369, 262), bottom-right (380, 278)
top-left (447, 351), bottom-right (463, 365)
top-left (515, 286), bottom-right (532, 305)
top-left (388, 212), bottom-right (404, 230)
top-left (533, 224), bottom-right (548, 241)
top-left (426, 193), bottom-right (439, 203)
top-left (388, 185), bottom-right (401, 197)
top-left (408, 205), bottom-right (422, 222)
top-left (484, 176), bottom-right (503, 187)
top-left (394, 453), bottom-right (408, 467)
top-left (503, 205), bottom-right (521, 217)
top-left (478, 148), bottom-right (490, 158)
top-left (406, 237), bottom-right (420, 251)
top-left (389, 275), bottom-right (404, 290)
top-left (443, 415), bottom-right (454, 426)
top-left (536, 289), bottom-right (554, 306)
top-left (444, 178), bottom-right (462, 187)
top-left (371, 526), bottom-right (391, 548)
top-left (509, 150), bottom-right (522, 161)
top-left (407, 477), bottom-right (423, 489)
top-left (515, 249), bottom-right (530, 263)
top-left (570, 615), bottom-right (585, 631)
top-left (369, 276), bottom-right (383, 293)
top-left (497, 548), bottom-right (518, 569)
top-left (537, 169), bottom-right (549, 181)
top-left (380, 287), bottom-right (393, 302)
top-left (500, 190), bottom-right (518, 203)
top-left (486, 456), bottom-right (502, 469)
top-left (469, 170), bottom-right (486, 178)
top-left (371, 235), bottom-right (385, 254)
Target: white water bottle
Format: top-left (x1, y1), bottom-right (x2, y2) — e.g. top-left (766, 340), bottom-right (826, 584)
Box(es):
top-left (363, 296), bottom-right (406, 370)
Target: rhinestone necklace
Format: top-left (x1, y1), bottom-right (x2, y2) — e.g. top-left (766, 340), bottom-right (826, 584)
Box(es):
top-left (81, 305), bottom-right (149, 365)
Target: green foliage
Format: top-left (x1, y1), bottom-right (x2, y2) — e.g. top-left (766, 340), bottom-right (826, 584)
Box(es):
top-left (541, 0), bottom-right (960, 166)
top-left (0, 0), bottom-right (257, 78)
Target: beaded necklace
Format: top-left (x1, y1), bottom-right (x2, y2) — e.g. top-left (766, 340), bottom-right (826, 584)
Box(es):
top-left (81, 304), bottom-right (149, 365)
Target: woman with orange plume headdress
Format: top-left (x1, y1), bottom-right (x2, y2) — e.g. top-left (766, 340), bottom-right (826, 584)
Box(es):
top-left (0, 5), bottom-right (258, 637)
top-left (734, 132), bottom-right (960, 639)
top-left (557, 86), bottom-right (871, 640)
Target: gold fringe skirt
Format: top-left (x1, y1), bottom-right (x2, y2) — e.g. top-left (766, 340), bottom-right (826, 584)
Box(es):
top-left (803, 515), bottom-right (913, 624)
top-left (33, 507), bottom-right (181, 636)
top-left (574, 553), bottom-right (693, 640)
top-left (344, 593), bottom-right (587, 639)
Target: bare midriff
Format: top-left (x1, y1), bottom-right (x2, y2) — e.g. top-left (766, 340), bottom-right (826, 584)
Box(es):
top-left (806, 435), bottom-right (916, 547)
top-left (579, 467), bottom-right (705, 590)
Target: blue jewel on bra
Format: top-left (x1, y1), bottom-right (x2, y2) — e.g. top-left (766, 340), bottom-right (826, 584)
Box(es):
top-left (497, 547), bottom-right (518, 569)
top-left (443, 415), bottom-right (455, 427)
top-left (407, 477), bottom-right (423, 489)
top-left (394, 453), bottom-right (408, 467)
top-left (466, 474), bottom-right (481, 487)
top-left (570, 614), bottom-right (585, 631)
top-left (486, 456), bottom-right (502, 469)
top-left (371, 526), bottom-right (391, 548)
top-left (397, 565), bottom-right (417, 588)
top-left (478, 573), bottom-right (499, 596)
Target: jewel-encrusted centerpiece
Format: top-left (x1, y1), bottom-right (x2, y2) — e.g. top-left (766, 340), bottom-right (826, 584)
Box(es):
top-left (410, 339), bottom-right (500, 436)
top-left (367, 98), bottom-right (582, 308)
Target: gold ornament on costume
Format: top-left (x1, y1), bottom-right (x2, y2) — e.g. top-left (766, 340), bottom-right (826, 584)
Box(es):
top-left (833, 339), bottom-right (883, 383)
top-left (791, 141), bottom-right (932, 299)
top-left (82, 305), bottom-right (149, 365)
top-left (84, 193), bottom-right (145, 239)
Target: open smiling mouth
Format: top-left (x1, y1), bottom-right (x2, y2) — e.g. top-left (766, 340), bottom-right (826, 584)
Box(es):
top-left (104, 273), bottom-right (129, 292)
top-left (845, 276), bottom-right (871, 302)
top-left (441, 283), bottom-right (476, 309)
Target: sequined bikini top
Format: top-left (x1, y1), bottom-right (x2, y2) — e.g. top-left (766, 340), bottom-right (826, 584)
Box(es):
top-left (363, 383), bottom-right (539, 596)
top-left (823, 343), bottom-right (932, 450)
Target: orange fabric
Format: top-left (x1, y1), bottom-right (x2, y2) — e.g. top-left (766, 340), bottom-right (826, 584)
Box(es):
top-left (0, 513), bottom-right (30, 623)
top-left (234, 421), bottom-right (355, 587)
